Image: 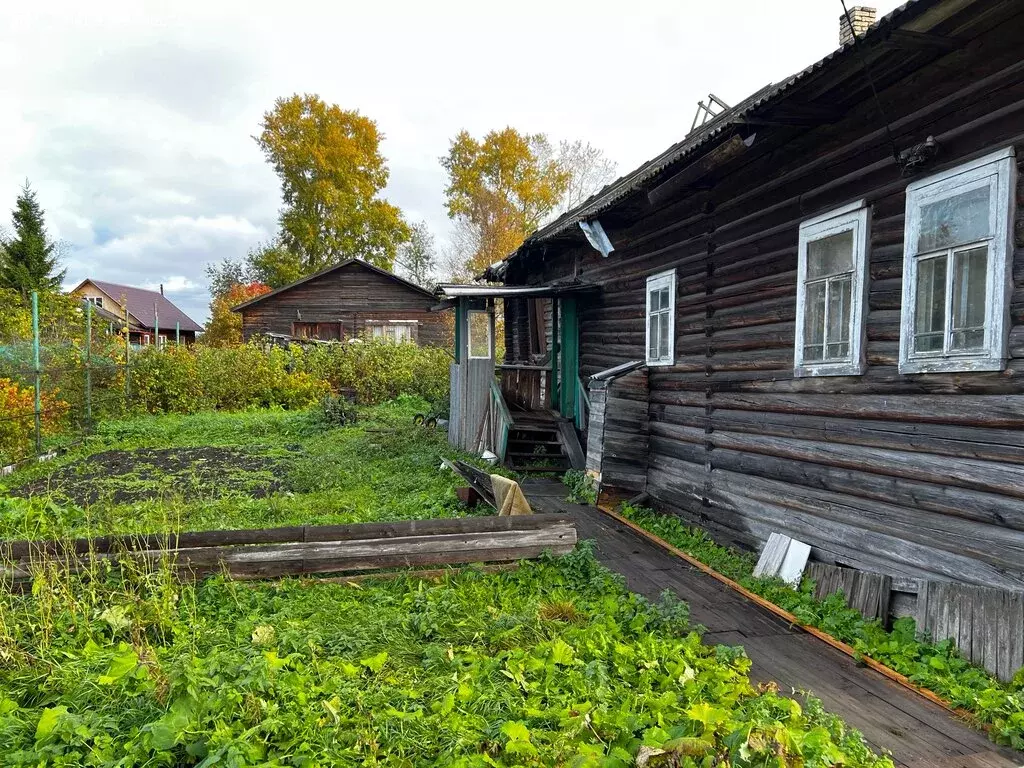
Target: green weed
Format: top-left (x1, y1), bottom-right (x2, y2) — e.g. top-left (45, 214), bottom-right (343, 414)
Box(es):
top-left (0, 547), bottom-right (894, 766)
top-left (619, 504), bottom-right (1024, 749)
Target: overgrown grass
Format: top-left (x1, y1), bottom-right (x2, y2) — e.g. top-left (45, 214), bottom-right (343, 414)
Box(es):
top-left (619, 505), bottom-right (1024, 749)
top-left (0, 397), bottom-right (495, 541)
top-left (0, 547), bottom-right (894, 766)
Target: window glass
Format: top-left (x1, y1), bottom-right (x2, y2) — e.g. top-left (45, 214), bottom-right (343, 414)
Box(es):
top-left (807, 230), bottom-right (854, 278)
top-left (648, 314), bottom-right (660, 359)
top-left (918, 185), bottom-right (991, 252)
top-left (468, 311), bottom-right (491, 359)
top-left (803, 281), bottom-right (826, 362)
top-left (826, 276), bottom-right (852, 360)
top-left (950, 246), bottom-right (988, 351)
top-left (658, 312), bottom-right (670, 359)
top-left (913, 255), bottom-right (947, 353)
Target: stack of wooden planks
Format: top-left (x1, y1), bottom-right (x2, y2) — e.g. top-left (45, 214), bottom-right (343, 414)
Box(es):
top-left (1, 515), bottom-right (578, 582)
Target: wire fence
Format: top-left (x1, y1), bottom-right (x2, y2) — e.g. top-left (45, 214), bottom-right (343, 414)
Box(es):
top-left (0, 291), bottom-right (182, 469)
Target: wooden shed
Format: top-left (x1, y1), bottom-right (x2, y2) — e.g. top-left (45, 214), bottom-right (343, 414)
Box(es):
top-left (464, 0), bottom-right (1024, 679)
top-left (232, 259), bottom-right (449, 346)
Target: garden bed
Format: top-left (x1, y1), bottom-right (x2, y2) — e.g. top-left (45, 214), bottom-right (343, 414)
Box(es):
top-left (0, 398), bottom-right (487, 541)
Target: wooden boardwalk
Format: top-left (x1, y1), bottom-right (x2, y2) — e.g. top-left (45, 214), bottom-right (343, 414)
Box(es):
top-left (524, 480), bottom-right (1023, 768)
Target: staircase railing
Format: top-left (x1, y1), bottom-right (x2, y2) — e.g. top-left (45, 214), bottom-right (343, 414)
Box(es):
top-left (489, 378), bottom-right (513, 463)
top-left (575, 375), bottom-right (590, 432)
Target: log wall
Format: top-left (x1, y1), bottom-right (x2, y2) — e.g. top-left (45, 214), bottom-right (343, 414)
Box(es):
top-left (507, 14), bottom-right (1024, 590)
top-left (240, 262), bottom-right (450, 347)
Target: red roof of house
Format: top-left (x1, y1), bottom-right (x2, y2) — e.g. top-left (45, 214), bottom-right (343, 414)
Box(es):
top-left (79, 280), bottom-right (203, 332)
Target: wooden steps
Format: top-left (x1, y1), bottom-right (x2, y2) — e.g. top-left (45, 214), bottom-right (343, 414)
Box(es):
top-left (505, 411), bottom-right (577, 474)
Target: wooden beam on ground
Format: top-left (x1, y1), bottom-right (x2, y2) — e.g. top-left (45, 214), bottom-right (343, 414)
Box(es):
top-left (1, 514), bottom-right (577, 583)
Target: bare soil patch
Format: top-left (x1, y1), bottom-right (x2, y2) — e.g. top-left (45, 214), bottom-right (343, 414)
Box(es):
top-left (11, 447), bottom-right (293, 505)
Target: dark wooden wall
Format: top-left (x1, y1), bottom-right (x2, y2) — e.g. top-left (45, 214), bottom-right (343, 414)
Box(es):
top-left (239, 263), bottom-right (450, 347)
top-left (507, 12), bottom-right (1024, 590)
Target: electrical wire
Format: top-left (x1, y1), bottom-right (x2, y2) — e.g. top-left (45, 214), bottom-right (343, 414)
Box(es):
top-left (840, 0), bottom-right (903, 168)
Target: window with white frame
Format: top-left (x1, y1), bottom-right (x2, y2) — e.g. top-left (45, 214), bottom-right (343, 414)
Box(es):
top-left (794, 201), bottom-right (870, 377)
top-left (367, 320), bottom-right (417, 344)
top-left (645, 270), bottom-right (676, 366)
top-left (900, 148), bottom-right (1016, 374)
top-left (87, 296), bottom-right (103, 308)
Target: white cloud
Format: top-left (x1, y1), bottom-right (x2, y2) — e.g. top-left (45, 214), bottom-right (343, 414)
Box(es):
top-left (0, 0), bottom-right (905, 324)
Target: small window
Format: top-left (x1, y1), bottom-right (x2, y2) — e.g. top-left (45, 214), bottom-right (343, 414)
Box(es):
top-left (794, 201), bottom-right (870, 377)
top-left (645, 270), bottom-right (675, 366)
top-left (87, 296), bottom-right (103, 308)
top-left (900, 148), bottom-right (1016, 373)
top-left (467, 311), bottom-right (492, 359)
top-left (368, 322), bottom-right (416, 344)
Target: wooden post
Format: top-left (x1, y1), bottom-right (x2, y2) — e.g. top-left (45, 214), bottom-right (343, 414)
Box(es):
top-left (549, 299), bottom-right (559, 409)
top-left (84, 300), bottom-right (92, 431)
top-left (175, 321), bottom-right (180, 346)
top-left (31, 291), bottom-right (41, 454)
top-left (124, 301), bottom-right (131, 403)
top-left (154, 301), bottom-right (159, 349)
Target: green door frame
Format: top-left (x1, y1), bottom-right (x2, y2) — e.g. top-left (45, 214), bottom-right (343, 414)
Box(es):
top-left (558, 297), bottom-right (579, 422)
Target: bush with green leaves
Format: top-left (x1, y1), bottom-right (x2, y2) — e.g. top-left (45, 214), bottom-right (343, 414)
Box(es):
top-left (0, 547), bottom-right (893, 766)
top-left (619, 505), bottom-right (1024, 749)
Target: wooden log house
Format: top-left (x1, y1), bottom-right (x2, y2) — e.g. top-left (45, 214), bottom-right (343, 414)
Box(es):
top-left (447, 0), bottom-right (1024, 676)
top-left (233, 259), bottom-right (449, 346)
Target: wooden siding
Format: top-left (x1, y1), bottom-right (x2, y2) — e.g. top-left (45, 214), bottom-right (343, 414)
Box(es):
top-left (506, 14), bottom-right (1024, 590)
top-left (239, 262), bottom-right (449, 346)
top-left (586, 370), bottom-right (650, 492)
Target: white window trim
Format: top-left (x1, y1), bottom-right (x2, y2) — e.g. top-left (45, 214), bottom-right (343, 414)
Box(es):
top-left (899, 147), bottom-right (1016, 374)
top-left (645, 269), bottom-right (676, 367)
top-left (794, 200), bottom-right (870, 378)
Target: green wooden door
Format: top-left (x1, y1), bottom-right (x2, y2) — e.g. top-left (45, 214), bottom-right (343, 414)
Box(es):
top-left (558, 297), bottom-right (579, 422)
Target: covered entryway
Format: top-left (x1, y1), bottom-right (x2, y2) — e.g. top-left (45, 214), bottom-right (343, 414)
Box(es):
top-left (436, 283), bottom-right (596, 471)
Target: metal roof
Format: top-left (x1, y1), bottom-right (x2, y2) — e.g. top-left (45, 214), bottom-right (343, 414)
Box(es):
top-left (435, 282), bottom-right (598, 300)
top-left (492, 0), bottom-right (943, 277)
top-left (231, 258), bottom-right (436, 312)
top-left (75, 279), bottom-right (204, 332)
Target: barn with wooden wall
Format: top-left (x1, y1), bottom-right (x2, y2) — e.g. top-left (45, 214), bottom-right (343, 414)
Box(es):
top-left (233, 259), bottom-right (450, 346)
top-left (497, 0), bottom-right (1024, 617)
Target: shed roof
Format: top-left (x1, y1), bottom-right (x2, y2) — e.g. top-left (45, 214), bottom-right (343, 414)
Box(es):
top-left (73, 279), bottom-right (203, 332)
top-left (231, 258), bottom-right (436, 312)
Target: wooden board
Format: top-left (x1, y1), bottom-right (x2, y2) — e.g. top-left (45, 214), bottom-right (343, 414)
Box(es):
top-left (917, 580), bottom-right (1024, 682)
top-left (805, 562), bottom-right (893, 623)
top-left (3, 515), bottom-right (577, 583)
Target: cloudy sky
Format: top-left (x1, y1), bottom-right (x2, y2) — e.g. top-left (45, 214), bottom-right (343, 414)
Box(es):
top-left (1, 0), bottom-right (902, 324)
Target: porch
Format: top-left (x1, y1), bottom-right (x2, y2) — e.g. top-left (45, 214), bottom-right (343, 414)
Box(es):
top-left (436, 282), bottom-right (594, 471)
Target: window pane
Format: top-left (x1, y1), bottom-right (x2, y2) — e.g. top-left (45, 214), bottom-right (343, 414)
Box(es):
top-left (807, 230), bottom-right (854, 279)
top-left (658, 312), bottom-right (670, 359)
top-left (826, 276), bottom-right (852, 360)
top-left (803, 281), bottom-right (826, 362)
top-left (918, 185), bottom-right (991, 252)
top-left (649, 313), bottom-right (660, 359)
top-left (914, 255), bottom-right (947, 353)
top-left (468, 311), bottom-right (491, 358)
top-left (950, 245), bottom-right (988, 351)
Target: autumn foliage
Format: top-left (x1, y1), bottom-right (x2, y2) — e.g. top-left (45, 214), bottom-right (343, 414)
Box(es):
top-left (203, 281), bottom-right (271, 347)
top-left (0, 378), bottom-right (69, 464)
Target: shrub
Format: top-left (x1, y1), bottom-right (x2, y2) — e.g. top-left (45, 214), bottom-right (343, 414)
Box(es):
top-left (128, 346), bottom-right (207, 414)
top-left (0, 378), bottom-right (69, 464)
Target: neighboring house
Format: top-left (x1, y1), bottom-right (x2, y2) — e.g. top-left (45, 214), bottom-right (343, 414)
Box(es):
top-left (440, 0), bottom-right (1024, 645)
top-left (232, 259), bottom-right (449, 346)
top-left (70, 279), bottom-right (203, 345)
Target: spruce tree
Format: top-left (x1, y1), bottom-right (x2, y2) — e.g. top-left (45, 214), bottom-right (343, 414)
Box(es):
top-left (0, 183), bottom-right (66, 300)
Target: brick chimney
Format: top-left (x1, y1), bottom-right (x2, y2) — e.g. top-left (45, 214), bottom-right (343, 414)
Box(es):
top-left (839, 6), bottom-right (876, 46)
top-left (159, 283), bottom-right (164, 296)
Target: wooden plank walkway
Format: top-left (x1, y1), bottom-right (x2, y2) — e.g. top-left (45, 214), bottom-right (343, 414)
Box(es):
top-left (523, 479), bottom-right (1024, 768)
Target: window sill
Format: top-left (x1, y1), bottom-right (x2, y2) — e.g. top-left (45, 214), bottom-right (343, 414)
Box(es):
top-left (646, 359), bottom-right (675, 367)
top-left (794, 361), bottom-right (865, 378)
top-left (899, 356), bottom-right (1006, 374)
